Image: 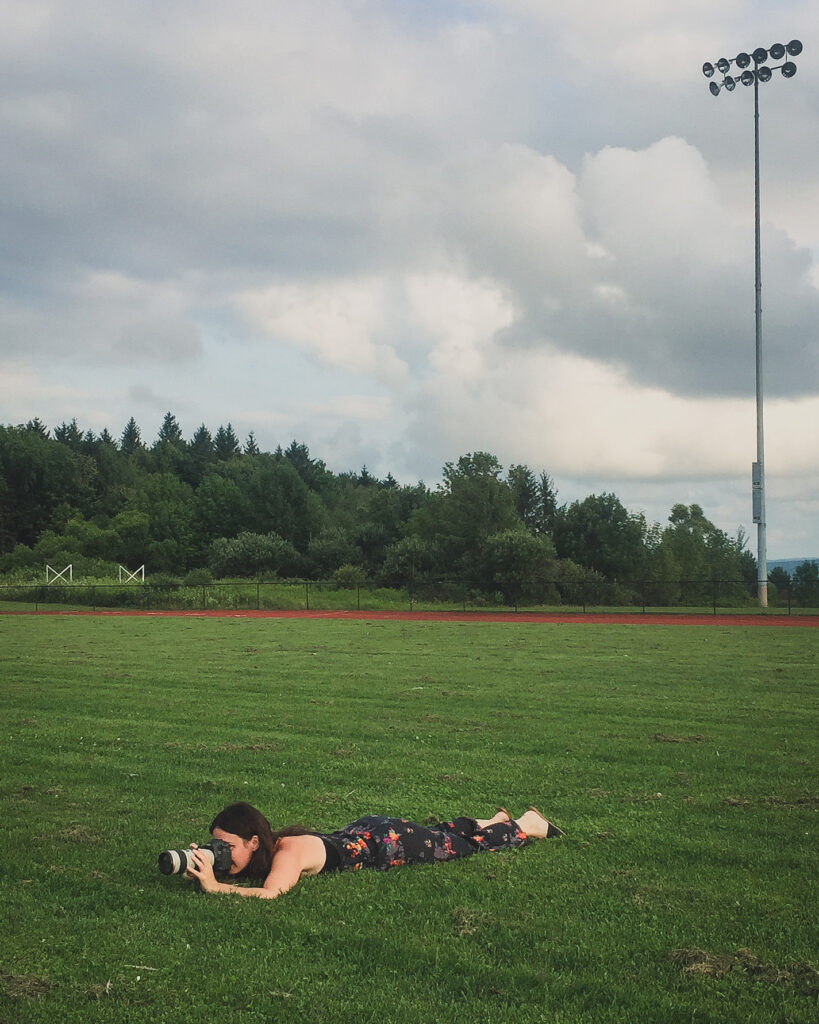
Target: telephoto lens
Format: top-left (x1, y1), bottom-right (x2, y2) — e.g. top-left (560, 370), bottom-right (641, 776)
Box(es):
top-left (157, 837), bottom-right (232, 875)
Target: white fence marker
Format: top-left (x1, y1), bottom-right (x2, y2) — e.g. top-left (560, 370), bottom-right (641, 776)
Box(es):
top-left (46, 564), bottom-right (72, 584)
top-left (118, 565), bottom-right (145, 583)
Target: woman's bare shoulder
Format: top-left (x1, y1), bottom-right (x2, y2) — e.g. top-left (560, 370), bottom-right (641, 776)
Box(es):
top-left (275, 833), bottom-right (327, 875)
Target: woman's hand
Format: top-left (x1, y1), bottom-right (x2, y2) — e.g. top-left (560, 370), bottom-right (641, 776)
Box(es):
top-left (185, 846), bottom-right (226, 894)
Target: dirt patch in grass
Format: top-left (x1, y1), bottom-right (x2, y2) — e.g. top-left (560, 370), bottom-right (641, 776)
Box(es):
top-left (452, 907), bottom-right (483, 937)
top-left (163, 740), bottom-right (280, 753)
top-left (671, 948), bottom-right (819, 996)
top-left (85, 980), bottom-right (114, 1000)
top-left (760, 794), bottom-right (819, 809)
top-left (1, 972), bottom-right (52, 999)
top-left (723, 794), bottom-right (818, 809)
top-left (214, 741), bottom-right (281, 753)
top-left (57, 824), bottom-right (102, 844)
top-left (653, 732), bottom-right (707, 743)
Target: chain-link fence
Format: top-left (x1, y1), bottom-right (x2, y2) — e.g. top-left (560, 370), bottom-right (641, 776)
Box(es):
top-left (1, 577), bottom-right (814, 614)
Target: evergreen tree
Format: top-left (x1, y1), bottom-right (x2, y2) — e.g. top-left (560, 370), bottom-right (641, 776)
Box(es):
top-left (151, 413), bottom-right (188, 476)
top-left (54, 419), bottom-right (84, 451)
top-left (244, 431), bottom-right (260, 456)
top-left (154, 412), bottom-right (184, 449)
top-left (120, 417), bottom-right (144, 455)
top-left (214, 423), bottom-right (241, 460)
top-left (283, 440), bottom-right (329, 493)
top-left (538, 472), bottom-right (559, 536)
top-left (185, 424), bottom-right (215, 487)
top-left (25, 418), bottom-right (50, 437)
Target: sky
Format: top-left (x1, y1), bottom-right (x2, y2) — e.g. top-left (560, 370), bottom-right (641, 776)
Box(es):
top-left (1, 0), bottom-right (817, 557)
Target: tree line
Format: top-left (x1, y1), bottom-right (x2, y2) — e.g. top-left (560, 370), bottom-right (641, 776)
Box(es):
top-left (1, 414), bottom-right (815, 606)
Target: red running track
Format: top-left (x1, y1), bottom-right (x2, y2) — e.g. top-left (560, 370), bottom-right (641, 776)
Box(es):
top-left (2, 608), bottom-right (817, 627)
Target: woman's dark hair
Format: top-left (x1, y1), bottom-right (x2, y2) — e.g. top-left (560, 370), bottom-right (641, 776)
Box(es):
top-left (210, 802), bottom-right (309, 880)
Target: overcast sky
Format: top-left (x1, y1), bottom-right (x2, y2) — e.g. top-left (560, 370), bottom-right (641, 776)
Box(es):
top-left (1, 0), bottom-right (817, 557)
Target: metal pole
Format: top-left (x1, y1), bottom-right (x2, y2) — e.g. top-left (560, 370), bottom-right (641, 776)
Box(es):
top-left (703, 43), bottom-right (804, 607)
top-left (753, 71), bottom-right (768, 607)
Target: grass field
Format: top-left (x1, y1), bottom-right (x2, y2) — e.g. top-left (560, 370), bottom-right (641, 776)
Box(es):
top-left (1, 616), bottom-right (817, 1023)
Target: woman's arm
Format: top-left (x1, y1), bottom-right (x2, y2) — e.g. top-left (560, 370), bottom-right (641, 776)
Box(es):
top-left (187, 835), bottom-right (326, 899)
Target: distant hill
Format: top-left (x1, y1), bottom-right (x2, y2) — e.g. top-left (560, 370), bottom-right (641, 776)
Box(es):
top-left (768, 557), bottom-right (819, 575)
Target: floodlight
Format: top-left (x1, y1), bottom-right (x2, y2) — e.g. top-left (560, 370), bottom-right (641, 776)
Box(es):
top-left (698, 37), bottom-right (804, 609)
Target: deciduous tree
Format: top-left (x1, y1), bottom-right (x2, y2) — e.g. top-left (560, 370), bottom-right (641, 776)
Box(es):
top-left (792, 560), bottom-right (819, 607)
top-left (553, 493), bottom-right (647, 582)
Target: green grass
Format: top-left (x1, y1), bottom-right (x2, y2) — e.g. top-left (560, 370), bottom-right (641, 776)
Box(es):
top-left (1, 616), bottom-right (817, 1023)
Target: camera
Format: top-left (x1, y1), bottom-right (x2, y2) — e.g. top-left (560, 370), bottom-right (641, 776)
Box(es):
top-left (157, 837), bottom-right (232, 876)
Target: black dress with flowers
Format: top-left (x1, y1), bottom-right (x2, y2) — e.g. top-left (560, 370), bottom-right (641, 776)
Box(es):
top-left (316, 815), bottom-right (527, 873)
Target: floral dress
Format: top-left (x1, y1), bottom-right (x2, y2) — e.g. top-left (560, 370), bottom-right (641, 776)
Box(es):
top-left (318, 815), bottom-right (527, 872)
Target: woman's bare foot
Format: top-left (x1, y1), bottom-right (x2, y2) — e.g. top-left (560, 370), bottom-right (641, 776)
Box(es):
top-left (475, 807), bottom-right (512, 828)
top-left (516, 807), bottom-right (565, 839)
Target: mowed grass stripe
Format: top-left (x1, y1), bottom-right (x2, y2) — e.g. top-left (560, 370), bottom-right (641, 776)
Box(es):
top-left (1, 617), bottom-right (817, 1024)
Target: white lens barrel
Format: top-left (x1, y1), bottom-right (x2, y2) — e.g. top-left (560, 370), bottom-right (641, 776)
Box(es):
top-left (158, 846), bottom-right (217, 874)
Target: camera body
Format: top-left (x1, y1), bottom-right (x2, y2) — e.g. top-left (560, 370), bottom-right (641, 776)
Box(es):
top-left (157, 837), bottom-right (232, 876)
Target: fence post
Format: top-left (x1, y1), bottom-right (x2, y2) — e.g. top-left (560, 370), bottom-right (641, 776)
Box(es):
top-left (91, 585), bottom-right (96, 612)
top-left (356, 585), bottom-right (360, 611)
top-left (713, 580), bottom-right (718, 616)
top-left (256, 580), bottom-right (260, 611)
top-left (641, 581), bottom-right (646, 614)
top-left (305, 581), bottom-right (310, 610)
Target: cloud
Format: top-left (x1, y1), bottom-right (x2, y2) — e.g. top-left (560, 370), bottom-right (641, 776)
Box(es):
top-left (0, 269), bottom-right (203, 366)
top-left (0, 0), bottom-right (817, 553)
top-left (429, 135), bottom-right (819, 398)
top-left (236, 277), bottom-right (409, 386)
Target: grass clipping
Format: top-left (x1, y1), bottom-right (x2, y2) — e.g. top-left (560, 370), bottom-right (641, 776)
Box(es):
top-left (671, 948), bottom-right (819, 997)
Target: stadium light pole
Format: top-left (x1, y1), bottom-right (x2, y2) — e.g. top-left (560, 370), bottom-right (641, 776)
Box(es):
top-left (701, 39), bottom-right (803, 609)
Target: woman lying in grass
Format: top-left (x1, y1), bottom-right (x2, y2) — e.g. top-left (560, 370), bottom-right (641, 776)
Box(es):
top-left (185, 801), bottom-right (565, 899)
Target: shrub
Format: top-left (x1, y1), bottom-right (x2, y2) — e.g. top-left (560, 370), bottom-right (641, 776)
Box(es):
top-left (183, 567), bottom-right (214, 586)
top-left (333, 564), bottom-right (367, 589)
